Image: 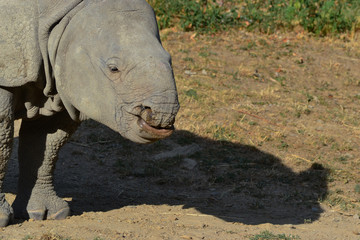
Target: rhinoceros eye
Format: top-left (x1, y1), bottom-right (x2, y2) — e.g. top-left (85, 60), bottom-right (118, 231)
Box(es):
top-left (104, 58), bottom-right (122, 81)
top-left (108, 64), bottom-right (119, 73)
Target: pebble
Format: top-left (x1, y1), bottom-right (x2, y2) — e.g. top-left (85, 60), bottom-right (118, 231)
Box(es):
top-left (185, 70), bottom-right (196, 75)
top-left (311, 207), bottom-right (321, 212)
top-left (181, 158), bottom-right (197, 170)
top-left (315, 126), bottom-right (324, 131)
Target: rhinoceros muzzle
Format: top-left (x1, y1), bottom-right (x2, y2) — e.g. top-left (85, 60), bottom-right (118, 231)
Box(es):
top-left (137, 108), bottom-right (174, 138)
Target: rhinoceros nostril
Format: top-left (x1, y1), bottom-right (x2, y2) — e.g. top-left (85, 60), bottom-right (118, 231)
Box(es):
top-left (140, 107), bottom-right (154, 124)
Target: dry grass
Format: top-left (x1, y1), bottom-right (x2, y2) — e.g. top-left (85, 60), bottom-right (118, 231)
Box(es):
top-left (163, 29), bottom-right (360, 213)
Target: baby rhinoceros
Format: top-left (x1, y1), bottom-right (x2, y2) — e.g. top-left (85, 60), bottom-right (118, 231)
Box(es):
top-left (0, 0), bottom-right (179, 226)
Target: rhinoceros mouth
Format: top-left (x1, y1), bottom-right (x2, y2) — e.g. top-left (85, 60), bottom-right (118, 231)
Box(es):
top-left (137, 118), bottom-right (174, 138)
top-left (121, 106), bottom-right (175, 143)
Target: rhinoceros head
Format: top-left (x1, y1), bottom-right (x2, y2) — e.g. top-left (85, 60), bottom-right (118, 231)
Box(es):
top-left (48, 0), bottom-right (179, 143)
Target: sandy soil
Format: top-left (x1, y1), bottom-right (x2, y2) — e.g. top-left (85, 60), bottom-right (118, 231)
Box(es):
top-left (1, 120), bottom-right (359, 240)
top-left (1, 30), bottom-right (360, 239)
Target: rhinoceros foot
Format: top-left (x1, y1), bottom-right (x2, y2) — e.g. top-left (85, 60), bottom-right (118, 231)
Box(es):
top-left (27, 206), bottom-right (70, 221)
top-left (0, 194), bottom-right (13, 227)
top-left (13, 189), bottom-right (70, 221)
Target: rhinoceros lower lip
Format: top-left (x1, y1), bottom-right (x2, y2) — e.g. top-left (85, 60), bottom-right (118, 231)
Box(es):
top-left (137, 118), bottom-right (174, 138)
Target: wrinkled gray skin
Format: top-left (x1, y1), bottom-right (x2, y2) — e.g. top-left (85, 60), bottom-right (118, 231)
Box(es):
top-left (0, 0), bottom-right (179, 226)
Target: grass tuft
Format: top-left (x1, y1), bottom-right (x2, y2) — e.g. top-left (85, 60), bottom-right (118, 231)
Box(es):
top-left (249, 230), bottom-right (300, 240)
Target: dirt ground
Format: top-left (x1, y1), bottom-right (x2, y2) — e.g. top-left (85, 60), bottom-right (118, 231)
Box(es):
top-left (1, 30), bottom-right (360, 239)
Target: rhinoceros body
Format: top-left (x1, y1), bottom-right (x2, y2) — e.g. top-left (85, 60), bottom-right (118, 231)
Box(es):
top-left (0, 0), bottom-right (179, 226)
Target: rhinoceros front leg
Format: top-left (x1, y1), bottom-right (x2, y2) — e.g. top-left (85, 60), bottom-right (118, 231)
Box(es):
top-left (0, 88), bottom-right (15, 227)
top-left (12, 111), bottom-right (79, 220)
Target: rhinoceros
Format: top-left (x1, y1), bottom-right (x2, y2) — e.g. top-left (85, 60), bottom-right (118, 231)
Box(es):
top-left (0, 0), bottom-right (179, 226)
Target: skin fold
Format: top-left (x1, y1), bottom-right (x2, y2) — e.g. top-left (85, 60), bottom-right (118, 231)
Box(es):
top-left (0, 0), bottom-right (179, 227)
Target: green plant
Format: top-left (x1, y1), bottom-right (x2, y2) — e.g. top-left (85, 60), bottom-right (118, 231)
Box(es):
top-left (242, 0), bottom-right (360, 36)
top-left (184, 89), bottom-right (199, 100)
top-left (250, 230), bottom-right (300, 240)
top-left (148, 0), bottom-right (241, 33)
top-left (183, 57), bottom-right (194, 62)
top-left (22, 236), bottom-right (33, 240)
top-left (39, 233), bottom-right (72, 240)
top-left (355, 184), bottom-right (360, 194)
top-left (212, 125), bottom-right (236, 141)
top-left (278, 140), bottom-right (289, 150)
top-left (304, 218), bottom-right (312, 224)
top-left (148, 0), bottom-right (359, 36)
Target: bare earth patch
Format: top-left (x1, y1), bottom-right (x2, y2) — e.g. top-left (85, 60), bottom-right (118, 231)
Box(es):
top-left (1, 30), bottom-right (360, 239)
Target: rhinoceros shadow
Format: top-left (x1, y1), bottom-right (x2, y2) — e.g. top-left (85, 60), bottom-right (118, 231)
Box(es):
top-left (5, 121), bottom-right (329, 225)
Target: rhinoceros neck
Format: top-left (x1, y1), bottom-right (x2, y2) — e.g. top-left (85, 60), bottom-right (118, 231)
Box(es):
top-left (40, 0), bottom-right (87, 98)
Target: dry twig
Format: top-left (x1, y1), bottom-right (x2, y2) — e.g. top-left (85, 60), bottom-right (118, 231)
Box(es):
top-left (233, 109), bottom-right (281, 127)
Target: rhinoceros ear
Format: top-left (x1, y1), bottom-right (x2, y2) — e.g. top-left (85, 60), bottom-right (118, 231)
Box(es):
top-left (38, 0), bottom-right (83, 97)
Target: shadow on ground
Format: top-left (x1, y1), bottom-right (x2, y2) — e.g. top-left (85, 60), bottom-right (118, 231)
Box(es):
top-left (4, 122), bottom-right (329, 225)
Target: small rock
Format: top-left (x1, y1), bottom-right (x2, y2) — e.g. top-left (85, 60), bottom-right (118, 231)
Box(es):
top-left (285, 224), bottom-right (296, 229)
top-left (288, 132), bottom-right (297, 137)
top-left (181, 158), bottom-right (197, 170)
top-left (344, 153), bottom-right (354, 159)
top-left (353, 214), bottom-right (360, 220)
top-left (315, 126), bottom-right (323, 131)
top-left (180, 235), bottom-right (193, 240)
top-left (185, 70), bottom-right (196, 75)
top-left (311, 207), bottom-right (320, 212)
top-left (253, 69), bottom-right (261, 78)
top-left (201, 69), bottom-right (208, 75)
